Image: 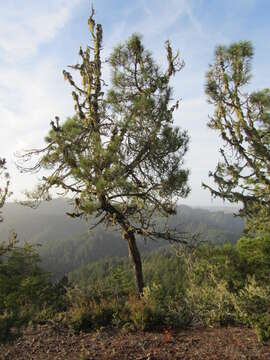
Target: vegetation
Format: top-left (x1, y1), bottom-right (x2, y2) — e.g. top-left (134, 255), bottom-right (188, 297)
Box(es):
top-left (1, 231), bottom-right (270, 343)
top-left (0, 234), bottom-right (67, 341)
top-left (18, 8), bottom-right (190, 296)
top-left (203, 41), bottom-right (270, 233)
top-left (0, 158), bottom-right (10, 223)
top-left (65, 237), bottom-right (270, 340)
top-left (0, 163), bottom-right (66, 341)
top-left (1, 7), bottom-right (269, 351)
top-left (200, 40), bottom-right (270, 343)
top-left (0, 200), bottom-right (244, 278)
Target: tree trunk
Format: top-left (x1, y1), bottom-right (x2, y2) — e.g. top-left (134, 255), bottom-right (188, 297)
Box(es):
top-left (123, 230), bottom-right (144, 296)
top-left (99, 194), bottom-right (144, 296)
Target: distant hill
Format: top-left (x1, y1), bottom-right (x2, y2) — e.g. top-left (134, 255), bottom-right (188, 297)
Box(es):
top-left (196, 205), bottom-right (240, 214)
top-left (0, 199), bottom-right (244, 278)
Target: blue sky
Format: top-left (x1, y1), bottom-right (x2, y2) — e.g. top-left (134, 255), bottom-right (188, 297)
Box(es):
top-left (0, 0), bottom-right (269, 206)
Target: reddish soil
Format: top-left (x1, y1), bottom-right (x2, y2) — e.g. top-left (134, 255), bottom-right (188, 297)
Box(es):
top-left (1, 325), bottom-right (270, 359)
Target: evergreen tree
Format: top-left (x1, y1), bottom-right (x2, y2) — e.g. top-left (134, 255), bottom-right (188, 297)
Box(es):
top-left (203, 41), bottom-right (270, 232)
top-left (0, 158), bottom-right (10, 223)
top-left (18, 8), bottom-right (189, 295)
top-left (0, 233), bottom-right (52, 340)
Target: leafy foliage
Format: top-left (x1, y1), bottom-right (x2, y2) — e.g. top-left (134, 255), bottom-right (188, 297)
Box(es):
top-left (234, 277), bottom-right (270, 343)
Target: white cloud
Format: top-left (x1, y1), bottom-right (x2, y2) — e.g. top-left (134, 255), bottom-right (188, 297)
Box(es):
top-left (176, 98), bottom-right (221, 202)
top-left (138, 0), bottom-right (201, 37)
top-left (0, 1), bottom-right (82, 198)
top-left (0, 58), bottom-right (73, 170)
top-left (0, 0), bottom-right (81, 61)
top-left (1, 61), bottom-right (71, 134)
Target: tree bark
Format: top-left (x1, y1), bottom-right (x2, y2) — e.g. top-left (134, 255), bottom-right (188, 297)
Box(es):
top-left (123, 230), bottom-right (144, 296)
top-left (100, 194), bottom-right (144, 296)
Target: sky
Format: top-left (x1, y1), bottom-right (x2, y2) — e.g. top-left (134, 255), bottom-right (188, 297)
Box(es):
top-left (0, 0), bottom-right (269, 207)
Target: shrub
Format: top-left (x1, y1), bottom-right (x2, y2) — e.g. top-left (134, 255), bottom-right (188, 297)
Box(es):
top-left (186, 259), bottom-right (236, 326)
top-left (255, 315), bottom-right (270, 343)
top-left (234, 277), bottom-right (270, 342)
top-left (66, 286), bottom-right (118, 332)
top-left (128, 283), bottom-right (187, 331)
top-left (237, 234), bottom-right (270, 284)
top-left (90, 299), bottom-right (114, 327)
top-left (68, 308), bottom-right (92, 333)
top-left (0, 312), bottom-right (17, 342)
top-left (128, 294), bottom-right (163, 331)
top-left (65, 286), bottom-right (93, 333)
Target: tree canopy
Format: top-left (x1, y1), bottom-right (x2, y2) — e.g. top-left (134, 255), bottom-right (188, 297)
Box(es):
top-left (0, 158), bottom-right (10, 223)
top-left (203, 41), bottom-right (270, 232)
top-left (18, 9), bottom-right (189, 294)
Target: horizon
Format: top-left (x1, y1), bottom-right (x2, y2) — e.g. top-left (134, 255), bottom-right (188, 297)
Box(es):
top-left (3, 197), bottom-right (240, 213)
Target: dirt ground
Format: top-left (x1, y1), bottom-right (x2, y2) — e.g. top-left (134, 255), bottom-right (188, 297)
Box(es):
top-left (1, 324), bottom-right (270, 359)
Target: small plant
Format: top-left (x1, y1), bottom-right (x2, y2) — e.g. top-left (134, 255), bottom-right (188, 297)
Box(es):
top-left (91, 299), bottom-right (114, 327)
top-left (0, 312), bottom-right (15, 342)
top-left (233, 277), bottom-right (270, 342)
top-left (128, 285), bottom-right (165, 331)
top-left (65, 287), bottom-right (92, 333)
top-left (255, 314), bottom-right (270, 343)
top-left (80, 353), bottom-right (90, 360)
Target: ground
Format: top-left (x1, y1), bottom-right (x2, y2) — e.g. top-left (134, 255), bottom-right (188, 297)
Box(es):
top-left (1, 325), bottom-right (270, 359)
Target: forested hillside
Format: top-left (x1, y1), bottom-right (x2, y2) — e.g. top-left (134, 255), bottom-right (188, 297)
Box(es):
top-left (1, 199), bottom-right (244, 278)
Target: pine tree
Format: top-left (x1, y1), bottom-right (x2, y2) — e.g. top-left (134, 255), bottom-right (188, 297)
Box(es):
top-left (203, 41), bottom-right (270, 232)
top-left (18, 8), bottom-right (190, 295)
top-left (0, 233), bottom-right (54, 340)
top-left (0, 158), bottom-right (10, 223)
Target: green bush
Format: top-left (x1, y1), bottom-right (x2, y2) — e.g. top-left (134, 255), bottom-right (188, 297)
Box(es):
top-left (234, 277), bottom-right (269, 322)
top-left (65, 286), bottom-right (93, 332)
top-left (128, 286), bottom-right (163, 331)
top-left (68, 309), bottom-right (92, 333)
top-left (187, 272), bottom-right (236, 326)
top-left (127, 283), bottom-right (191, 331)
top-left (191, 243), bottom-right (246, 292)
top-left (0, 312), bottom-right (17, 342)
top-left (65, 286), bottom-right (118, 332)
top-left (91, 299), bottom-right (115, 327)
top-left (233, 277), bottom-right (270, 342)
top-left (255, 314), bottom-right (270, 343)
top-left (237, 234), bottom-right (270, 283)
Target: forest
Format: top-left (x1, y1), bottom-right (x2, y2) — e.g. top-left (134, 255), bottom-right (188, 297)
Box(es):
top-left (1, 199), bottom-right (243, 279)
top-left (0, 6), bottom-right (270, 358)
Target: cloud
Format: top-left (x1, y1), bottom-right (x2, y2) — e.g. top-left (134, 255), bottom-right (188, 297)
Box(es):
top-left (102, 0), bottom-right (203, 52)
top-left (137, 0), bottom-right (202, 38)
top-left (0, 1), bottom-right (82, 197)
top-left (0, 56), bottom-right (76, 197)
top-left (0, 59), bottom-right (74, 149)
top-left (0, 0), bottom-right (81, 61)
